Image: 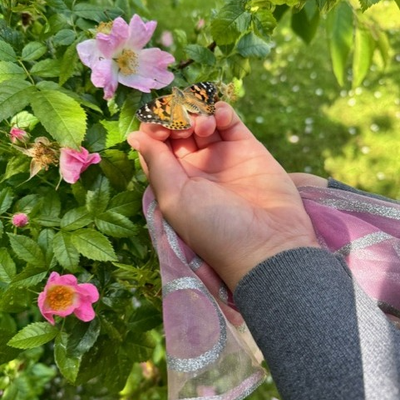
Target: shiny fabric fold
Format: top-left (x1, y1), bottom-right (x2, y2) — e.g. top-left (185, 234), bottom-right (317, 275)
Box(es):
top-left (143, 185), bottom-right (400, 400)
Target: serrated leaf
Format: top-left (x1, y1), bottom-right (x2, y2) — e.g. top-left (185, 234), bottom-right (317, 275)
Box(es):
top-left (101, 120), bottom-right (125, 148)
top-left (8, 322), bottom-right (59, 349)
top-left (326, 1), bottom-right (353, 86)
top-left (95, 211), bottom-right (138, 238)
top-left (291, 3), bottom-right (320, 44)
top-left (358, 0), bottom-right (380, 11)
top-left (60, 42), bottom-right (79, 86)
top-left (0, 187), bottom-right (13, 215)
top-left (38, 229), bottom-right (56, 267)
top-left (55, 332), bottom-right (82, 383)
top-left (86, 177), bottom-right (110, 215)
top-left (0, 41), bottom-right (17, 62)
top-left (1, 155), bottom-right (30, 181)
top-left (119, 92), bottom-right (141, 139)
top-left (236, 32), bottom-right (270, 58)
top-left (0, 61), bottom-right (26, 83)
top-left (30, 59), bottom-right (61, 77)
top-left (30, 90), bottom-right (87, 150)
top-left (128, 302), bottom-right (162, 332)
top-left (100, 150), bottom-right (134, 191)
top-left (108, 191), bottom-right (142, 217)
top-left (316, 0), bottom-right (340, 13)
top-left (53, 231), bottom-right (80, 271)
top-left (0, 329), bottom-right (21, 364)
top-left (254, 9), bottom-right (277, 39)
top-left (0, 79), bottom-right (35, 121)
top-left (352, 24), bottom-right (375, 88)
top-left (71, 228), bottom-right (117, 261)
top-left (11, 111), bottom-right (39, 130)
top-left (67, 318), bottom-right (100, 357)
top-left (211, 2), bottom-right (251, 45)
top-left (11, 265), bottom-right (47, 288)
top-left (53, 29), bottom-right (76, 46)
top-left (184, 44), bottom-right (216, 65)
top-left (21, 42), bottom-right (47, 61)
top-left (7, 233), bottom-right (45, 267)
top-left (226, 54), bottom-right (251, 79)
top-left (0, 286), bottom-right (30, 312)
top-left (0, 248), bottom-right (16, 284)
top-left (73, 3), bottom-right (123, 22)
top-left (61, 207), bottom-right (93, 231)
top-left (124, 331), bottom-right (155, 362)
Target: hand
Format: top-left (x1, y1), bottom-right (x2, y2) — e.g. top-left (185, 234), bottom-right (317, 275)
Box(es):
top-left (128, 102), bottom-right (320, 290)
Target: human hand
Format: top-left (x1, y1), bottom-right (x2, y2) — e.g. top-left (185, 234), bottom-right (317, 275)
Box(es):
top-left (289, 173), bottom-right (328, 188)
top-left (128, 102), bottom-right (320, 290)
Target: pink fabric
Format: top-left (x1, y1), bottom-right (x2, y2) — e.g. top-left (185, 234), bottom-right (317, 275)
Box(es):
top-left (144, 185), bottom-right (400, 400)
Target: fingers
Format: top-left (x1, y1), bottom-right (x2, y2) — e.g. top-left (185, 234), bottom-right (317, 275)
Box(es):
top-left (127, 131), bottom-right (186, 198)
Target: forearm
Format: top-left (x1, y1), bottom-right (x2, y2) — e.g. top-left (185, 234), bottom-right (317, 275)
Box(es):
top-left (234, 247), bottom-right (400, 400)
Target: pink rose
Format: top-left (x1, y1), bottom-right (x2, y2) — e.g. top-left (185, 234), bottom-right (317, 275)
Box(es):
top-left (11, 213), bottom-right (29, 227)
top-left (38, 272), bottom-right (99, 325)
top-left (10, 127), bottom-right (29, 143)
top-left (59, 147), bottom-right (101, 184)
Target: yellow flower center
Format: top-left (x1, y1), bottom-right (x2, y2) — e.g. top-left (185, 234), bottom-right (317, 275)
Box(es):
top-left (47, 285), bottom-right (75, 311)
top-left (116, 49), bottom-right (138, 75)
top-left (96, 21), bottom-right (113, 35)
top-left (31, 140), bottom-right (58, 170)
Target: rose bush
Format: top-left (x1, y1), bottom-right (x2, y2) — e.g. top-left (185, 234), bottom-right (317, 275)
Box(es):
top-left (0, 0), bottom-right (394, 398)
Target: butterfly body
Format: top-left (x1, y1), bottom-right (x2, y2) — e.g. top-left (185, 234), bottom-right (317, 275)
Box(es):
top-left (136, 82), bottom-right (217, 130)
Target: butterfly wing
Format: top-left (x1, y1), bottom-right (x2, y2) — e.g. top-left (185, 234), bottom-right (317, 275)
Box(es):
top-left (136, 94), bottom-right (192, 130)
top-left (182, 82), bottom-right (218, 115)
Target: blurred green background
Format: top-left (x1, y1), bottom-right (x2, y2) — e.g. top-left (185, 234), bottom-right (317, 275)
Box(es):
top-left (150, 0), bottom-right (400, 201)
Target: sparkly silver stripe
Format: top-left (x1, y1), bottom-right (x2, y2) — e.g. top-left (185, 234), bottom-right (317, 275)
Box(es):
top-left (164, 277), bottom-right (227, 372)
top-left (163, 219), bottom-right (190, 268)
top-left (179, 370), bottom-right (266, 400)
top-left (146, 200), bottom-right (159, 246)
top-left (320, 198), bottom-right (400, 220)
top-left (219, 284), bottom-right (228, 304)
top-left (335, 232), bottom-right (393, 257)
top-left (189, 255), bottom-right (203, 271)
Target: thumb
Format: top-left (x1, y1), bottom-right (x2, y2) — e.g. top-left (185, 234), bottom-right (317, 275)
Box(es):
top-left (128, 131), bottom-right (186, 200)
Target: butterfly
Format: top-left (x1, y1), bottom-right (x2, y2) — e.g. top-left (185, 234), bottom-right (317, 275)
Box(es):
top-left (135, 82), bottom-right (218, 130)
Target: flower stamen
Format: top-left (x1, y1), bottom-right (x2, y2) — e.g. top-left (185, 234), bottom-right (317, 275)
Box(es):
top-left (116, 49), bottom-right (138, 75)
top-left (46, 285), bottom-right (75, 311)
top-left (96, 21), bottom-right (114, 35)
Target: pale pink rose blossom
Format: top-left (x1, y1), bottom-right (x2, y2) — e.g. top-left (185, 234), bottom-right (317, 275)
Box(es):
top-left (10, 127), bottom-right (29, 143)
top-left (160, 30), bottom-right (173, 47)
top-left (11, 213), bottom-right (29, 227)
top-left (59, 147), bottom-right (101, 184)
top-left (76, 15), bottom-right (175, 99)
top-left (38, 272), bottom-right (99, 325)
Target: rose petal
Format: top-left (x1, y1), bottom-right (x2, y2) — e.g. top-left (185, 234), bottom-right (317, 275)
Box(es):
top-left (77, 283), bottom-right (100, 303)
top-left (76, 39), bottom-right (101, 68)
top-left (89, 58), bottom-right (119, 99)
top-left (74, 303), bottom-right (96, 322)
top-left (97, 17), bottom-right (129, 58)
top-left (127, 14), bottom-right (157, 50)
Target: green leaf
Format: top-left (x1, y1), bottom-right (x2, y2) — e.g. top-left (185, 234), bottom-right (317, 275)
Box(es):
top-left (358, 0), bottom-right (380, 11)
top-left (0, 187), bottom-right (14, 215)
top-left (100, 150), bottom-right (134, 191)
top-left (184, 44), bottom-right (216, 66)
top-left (226, 54), bottom-right (251, 79)
top-left (59, 42), bottom-right (79, 86)
top-left (236, 32), bottom-right (270, 58)
top-left (7, 233), bottom-right (45, 267)
top-left (375, 29), bottom-right (390, 68)
top-left (86, 177), bottom-right (110, 215)
top-left (128, 302), bottom-right (162, 333)
top-left (326, 1), bottom-right (354, 86)
top-left (21, 42), bottom-right (47, 61)
top-left (0, 41), bottom-right (17, 62)
top-left (11, 111), bottom-right (39, 130)
top-left (38, 229), bottom-right (56, 268)
top-left (102, 120), bottom-right (125, 149)
top-left (71, 228), bottom-right (117, 261)
top-left (52, 231), bottom-right (80, 271)
top-left (95, 211), bottom-right (139, 238)
top-left (73, 3), bottom-right (123, 22)
top-left (0, 248), bottom-right (16, 284)
top-left (316, 0), bottom-right (341, 13)
top-left (55, 332), bottom-right (82, 383)
top-left (67, 318), bottom-right (100, 357)
top-left (119, 92), bottom-right (141, 140)
top-left (253, 9), bottom-right (277, 38)
top-left (211, 2), bottom-right (251, 45)
top-left (291, 3), bottom-right (320, 44)
top-left (0, 61), bottom-right (26, 83)
top-left (0, 79), bottom-right (35, 121)
top-left (108, 191), bottom-right (142, 217)
top-left (30, 90), bottom-right (87, 150)
top-left (124, 331), bottom-right (156, 363)
top-left (395, 0), bottom-right (400, 9)
top-left (7, 322), bottom-right (59, 349)
top-left (30, 59), bottom-right (61, 78)
top-left (0, 329), bottom-right (21, 364)
top-left (53, 29), bottom-right (76, 46)
top-left (11, 265), bottom-right (47, 288)
top-left (61, 207), bottom-right (93, 231)
top-left (352, 24), bottom-right (375, 88)
top-left (1, 155), bottom-right (30, 182)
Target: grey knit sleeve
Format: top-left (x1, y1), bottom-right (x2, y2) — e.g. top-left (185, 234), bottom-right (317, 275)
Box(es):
top-left (234, 247), bottom-right (400, 400)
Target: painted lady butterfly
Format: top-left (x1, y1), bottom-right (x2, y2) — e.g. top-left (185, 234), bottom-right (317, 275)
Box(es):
top-left (135, 82), bottom-right (218, 130)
